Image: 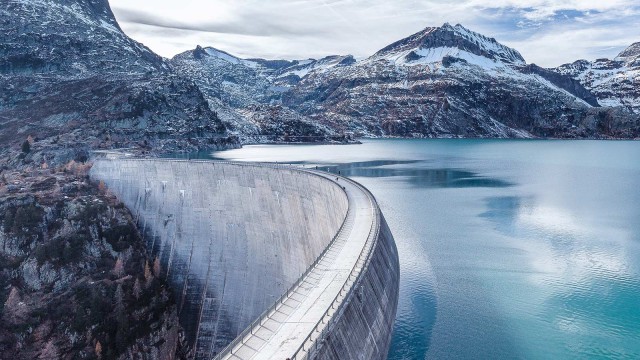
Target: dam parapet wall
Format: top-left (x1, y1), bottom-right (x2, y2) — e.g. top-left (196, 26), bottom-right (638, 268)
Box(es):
top-left (214, 170), bottom-right (399, 360)
top-left (305, 213), bottom-right (399, 360)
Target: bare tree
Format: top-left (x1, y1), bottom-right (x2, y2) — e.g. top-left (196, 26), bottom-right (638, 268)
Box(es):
top-left (95, 341), bottom-right (103, 359)
top-left (153, 257), bottom-right (161, 278)
top-left (113, 257), bottom-right (125, 278)
top-left (133, 278), bottom-right (142, 300)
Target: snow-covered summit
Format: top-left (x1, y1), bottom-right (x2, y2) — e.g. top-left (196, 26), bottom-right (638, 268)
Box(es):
top-left (615, 42), bottom-right (640, 65)
top-left (373, 23), bottom-right (525, 66)
top-left (189, 45), bottom-right (244, 64)
top-left (555, 42), bottom-right (640, 114)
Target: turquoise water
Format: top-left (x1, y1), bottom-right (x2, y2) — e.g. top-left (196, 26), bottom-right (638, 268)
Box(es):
top-left (210, 139), bottom-right (640, 359)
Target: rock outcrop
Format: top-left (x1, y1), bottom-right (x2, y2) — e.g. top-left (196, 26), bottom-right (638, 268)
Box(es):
top-left (175, 23), bottom-right (640, 139)
top-left (0, 161), bottom-right (188, 360)
top-left (0, 0), bottom-right (236, 158)
top-left (554, 43), bottom-right (640, 115)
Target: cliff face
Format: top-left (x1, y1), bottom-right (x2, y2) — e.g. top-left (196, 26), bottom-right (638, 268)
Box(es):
top-left (0, 0), bottom-right (236, 157)
top-left (554, 43), bottom-right (640, 115)
top-left (0, 161), bottom-right (188, 360)
top-left (0, 0), bottom-right (165, 76)
top-left (175, 24), bottom-right (640, 139)
top-left (282, 24), bottom-right (640, 139)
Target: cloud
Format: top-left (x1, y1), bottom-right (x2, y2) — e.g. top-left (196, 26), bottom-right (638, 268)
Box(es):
top-left (112, 6), bottom-right (327, 37)
top-left (109, 0), bottom-right (640, 66)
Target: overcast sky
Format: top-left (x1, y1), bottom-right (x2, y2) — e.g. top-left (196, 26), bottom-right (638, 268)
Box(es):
top-left (109, 0), bottom-right (640, 67)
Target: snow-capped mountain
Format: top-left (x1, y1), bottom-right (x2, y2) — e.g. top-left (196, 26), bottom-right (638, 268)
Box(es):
top-left (555, 43), bottom-right (640, 114)
top-left (1, 0), bottom-right (166, 76)
top-left (170, 46), bottom-right (345, 141)
top-left (373, 23), bottom-right (526, 65)
top-left (174, 23), bottom-right (638, 139)
top-left (0, 0), bottom-right (234, 159)
top-left (3, 0), bottom-right (639, 154)
top-left (282, 23), bottom-right (638, 138)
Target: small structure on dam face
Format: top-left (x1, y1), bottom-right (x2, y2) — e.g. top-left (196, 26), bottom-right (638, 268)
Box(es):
top-left (91, 159), bottom-right (399, 359)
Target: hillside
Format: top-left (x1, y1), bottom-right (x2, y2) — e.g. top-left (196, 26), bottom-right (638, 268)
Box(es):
top-left (555, 43), bottom-right (640, 115)
top-left (175, 23), bottom-right (640, 139)
top-left (0, 0), bottom-right (236, 166)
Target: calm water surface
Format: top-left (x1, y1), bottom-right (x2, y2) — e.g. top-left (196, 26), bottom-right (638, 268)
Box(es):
top-left (209, 139), bottom-right (640, 359)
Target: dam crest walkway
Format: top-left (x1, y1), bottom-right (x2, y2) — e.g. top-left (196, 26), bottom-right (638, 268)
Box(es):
top-left (215, 166), bottom-right (379, 360)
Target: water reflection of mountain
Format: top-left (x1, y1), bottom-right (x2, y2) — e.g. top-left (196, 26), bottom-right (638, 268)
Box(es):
top-left (326, 160), bottom-right (514, 189)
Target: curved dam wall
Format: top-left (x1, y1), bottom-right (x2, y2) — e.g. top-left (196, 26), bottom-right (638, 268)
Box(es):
top-left (310, 214), bottom-right (399, 360)
top-left (90, 159), bottom-right (349, 357)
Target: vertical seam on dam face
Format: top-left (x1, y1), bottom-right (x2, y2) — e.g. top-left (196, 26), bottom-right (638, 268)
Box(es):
top-left (90, 159), bottom-right (399, 360)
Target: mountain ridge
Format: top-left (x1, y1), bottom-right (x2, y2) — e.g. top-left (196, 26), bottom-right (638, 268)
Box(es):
top-left (374, 23), bottom-right (526, 65)
top-left (554, 41), bottom-right (640, 114)
top-left (0, 0), bottom-right (237, 166)
top-left (172, 22), bottom-right (640, 139)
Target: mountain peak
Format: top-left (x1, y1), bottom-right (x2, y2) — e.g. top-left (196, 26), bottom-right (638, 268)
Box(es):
top-left (175, 45), bottom-right (245, 65)
top-left (1, 0), bottom-right (165, 75)
top-left (374, 23), bottom-right (525, 65)
top-left (616, 42), bottom-right (640, 63)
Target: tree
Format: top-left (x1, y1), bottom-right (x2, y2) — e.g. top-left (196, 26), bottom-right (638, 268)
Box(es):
top-left (114, 284), bottom-right (124, 312)
top-left (64, 160), bottom-right (76, 172)
top-left (114, 284), bottom-right (129, 352)
top-left (21, 140), bottom-right (30, 154)
top-left (95, 341), bottom-right (103, 359)
top-left (144, 261), bottom-right (152, 285)
top-left (39, 340), bottom-right (59, 360)
top-left (113, 257), bottom-right (125, 278)
top-left (133, 278), bottom-right (142, 300)
top-left (153, 257), bottom-right (161, 277)
top-left (4, 287), bottom-right (28, 322)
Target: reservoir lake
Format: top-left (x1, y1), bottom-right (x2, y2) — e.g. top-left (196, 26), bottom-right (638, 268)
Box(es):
top-left (206, 139), bottom-right (640, 359)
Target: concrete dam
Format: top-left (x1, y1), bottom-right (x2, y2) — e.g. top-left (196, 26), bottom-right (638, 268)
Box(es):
top-left (90, 159), bottom-right (400, 359)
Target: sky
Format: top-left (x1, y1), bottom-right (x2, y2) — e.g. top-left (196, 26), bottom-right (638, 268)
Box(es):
top-left (109, 0), bottom-right (640, 67)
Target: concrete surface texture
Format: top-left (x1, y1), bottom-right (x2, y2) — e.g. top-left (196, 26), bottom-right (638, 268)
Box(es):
top-left (216, 170), bottom-right (399, 360)
top-left (308, 213), bottom-right (399, 360)
top-left (90, 159), bottom-right (348, 357)
top-left (90, 159), bottom-right (399, 360)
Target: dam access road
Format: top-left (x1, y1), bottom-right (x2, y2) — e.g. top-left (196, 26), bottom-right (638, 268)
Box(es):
top-left (90, 158), bottom-right (399, 360)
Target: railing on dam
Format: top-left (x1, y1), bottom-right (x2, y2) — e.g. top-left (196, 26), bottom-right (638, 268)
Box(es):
top-left (290, 177), bottom-right (381, 360)
top-left (213, 184), bottom-right (353, 359)
top-left (91, 155), bottom-right (395, 360)
top-left (212, 167), bottom-right (383, 360)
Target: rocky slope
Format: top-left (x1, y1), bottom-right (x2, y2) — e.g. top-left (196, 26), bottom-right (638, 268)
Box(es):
top-left (0, 1), bottom-right (236, 359)
top-left (0, 158), bottom-right (188, 360)
top-left (555, 43), bottom-right (640, 115)
top-left (0, 0), bottom-right (236, 162)
top-left (170, 47), bottom-right (347, 142)
top-left (176, 23), bottom-right (640, 139)
top-left (283, 24), bottom-right (639, 138)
